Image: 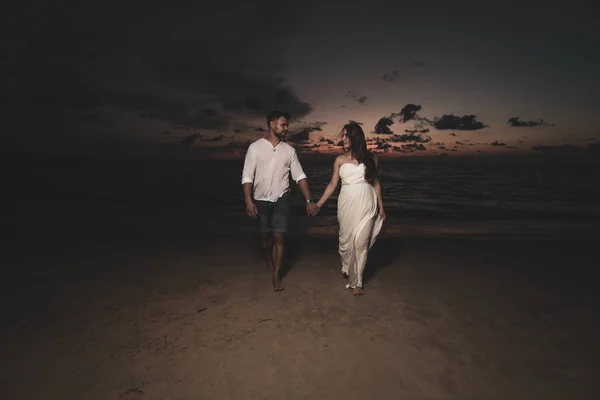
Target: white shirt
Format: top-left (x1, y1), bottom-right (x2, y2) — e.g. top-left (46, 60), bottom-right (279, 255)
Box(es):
top-left (241, 138), bottom-right (307, 202)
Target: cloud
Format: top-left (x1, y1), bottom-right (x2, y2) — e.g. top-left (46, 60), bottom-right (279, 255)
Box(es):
top-left (199, 134), bottom-right (225, 142)
top-left (433, 114), bottom-right (488, 130)
top-left (254, 127), bottom-right (266, 132)
top-left (223, 101), bottom-right (243, 110)
top-left (376, 142), bottom-right (392, 151)
top-left (374, 117), bottom-right (394, 134)
top-left (401, 143), bottom-right (427, 151)
top-left (531, 142), bottom-right (600, 158)
top-left (297, 120), bottom-right (328, 132)
top-left (381, 70), bottom-right (400, 82)
top-left (381, 62), bottom-right (425, 83)
top-left (288, 129), bottom-right (310, 143)
top-left (140, 112), bottom-right (161, 119)
top-left (181, 133), bottom-right (203, 148)
top-left (80, 112), bottom-right (111, 126)
top-left (346, 90), bottom-right (367, 104)
top-left (391, 133), bottom-right (432, 143)
top-left (491, 141), bottom-right (507, 147)
top-left (390, 104), bottom-right (423, 123)
top-left (508, 117), bottom-right (555, 127)
top-left (404, 128), bottom-right (430, 134)
top-left (2, 1), bottom-right (314, 141)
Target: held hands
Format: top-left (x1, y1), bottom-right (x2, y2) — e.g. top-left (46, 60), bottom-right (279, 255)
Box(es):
top-left (306, 202), bottom-right (320, 216)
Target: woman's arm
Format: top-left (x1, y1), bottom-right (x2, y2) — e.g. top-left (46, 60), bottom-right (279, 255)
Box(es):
top-left (316, 156), bottom-right (342, 209)
top-left (373, 156), bottom-right (386, 221)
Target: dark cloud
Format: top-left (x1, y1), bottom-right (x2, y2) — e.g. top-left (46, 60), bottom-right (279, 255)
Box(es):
top-left (80, 113), bottom-right (111, 126)
top-left (203, 108), bottom-right (218, 117)
top-left (222, 101), bottom-right (243, 110)
top-left (297, 120), bottom-right (328, 132)
top-left (288, 130), bottom-right (310, 143)
top-left (449, 133), bottom-right (456, 136)
top-left (531, 142), bottom-right (600, 158)
top-left (381, 62), bottom-right (425, 83)
top-left (244, 96), bottom-right (262, 111)
top-left (200, 135), bottom-right (225, 142)
top-left (401, 143), bottom-right (427, 151)
top-left (404, 128), bottom-right (430, 134)
top-left (140, 112), bottom-right (161, 119)
top-left (491, 141), bottom-right (507, 147)
top-left (433, 114), bottom-right (488, 131)
top-left (374, 117), bottom-right (394, 134)
top-left (2, 1), bottom-right (314, 140)
top-left (390, 133), bottom-right (432, 143)
top-left (376, 142), bottom-right (392, 151)
top-left (254, 127), bottom-right (266, 132)
top-left (181, 133), bottom-right (203, 148)
top-left (508, 117), bottom-right (555, 127)
top-left (390, 104), bottom-right (423, 123)
top-left (319, 137), bottom-right (335, 145)
top-left (346, 91), bottom-right (367, 104)
top-left (381, 70), bottom-right (400, 82)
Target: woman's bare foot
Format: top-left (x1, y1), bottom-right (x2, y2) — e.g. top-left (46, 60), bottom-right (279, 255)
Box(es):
top-left (273, 285), bottom-right (285, 292)
top-left (353, 287), bottom-right (364, 296)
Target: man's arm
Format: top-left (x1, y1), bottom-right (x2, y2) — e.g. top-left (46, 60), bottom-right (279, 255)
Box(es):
top-left (241, 147), bottom-right (258, 218)
top-left (289, 149), bottom-right (318, 214)
top-left (297, 178), bottom-right (319, 216)
top-left (243, 183), bottom-right (257, 218)
top-left (297, 178), bottom-right (312, 202)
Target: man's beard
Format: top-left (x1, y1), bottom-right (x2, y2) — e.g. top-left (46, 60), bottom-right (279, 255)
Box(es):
top-left (275, 131), bottom-right (287, 141)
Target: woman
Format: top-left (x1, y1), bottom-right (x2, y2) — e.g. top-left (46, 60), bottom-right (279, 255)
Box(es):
top-left (315, 123), bottom-right (386, 296)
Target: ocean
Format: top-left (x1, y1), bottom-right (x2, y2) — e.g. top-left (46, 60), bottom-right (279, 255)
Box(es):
top-left (7, 156), bottom-right (600, 241)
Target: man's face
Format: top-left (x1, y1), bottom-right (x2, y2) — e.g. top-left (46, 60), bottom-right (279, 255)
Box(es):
top-left (270, 117), bottom-right (289, 139)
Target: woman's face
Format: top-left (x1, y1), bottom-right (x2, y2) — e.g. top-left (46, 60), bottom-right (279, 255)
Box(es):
top-left (342, 129), bottom-right (350, 150)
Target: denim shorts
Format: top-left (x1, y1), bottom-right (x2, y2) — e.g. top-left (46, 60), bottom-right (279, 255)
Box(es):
top-left (254, 193), bottom-right (290, 234)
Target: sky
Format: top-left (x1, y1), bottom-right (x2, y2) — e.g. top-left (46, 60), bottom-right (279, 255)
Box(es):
top-left (2, 0), bottom-right (599, 159)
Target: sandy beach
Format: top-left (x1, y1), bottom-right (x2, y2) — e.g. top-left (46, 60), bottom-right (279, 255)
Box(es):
top-left (1, 231), bottom-right (598, 399)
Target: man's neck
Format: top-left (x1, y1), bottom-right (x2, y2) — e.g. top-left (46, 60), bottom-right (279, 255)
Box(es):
top-left (265, 132), bottom-right (281, 147)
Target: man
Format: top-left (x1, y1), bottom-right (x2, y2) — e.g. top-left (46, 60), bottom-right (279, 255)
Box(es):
top-left (242, 110), bottom-right (319, 292)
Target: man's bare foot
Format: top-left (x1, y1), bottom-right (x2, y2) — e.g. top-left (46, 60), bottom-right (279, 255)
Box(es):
top-left (273, 285), bottom-right (285, 292)
top-left (353, 287), bottom-right (364, 296)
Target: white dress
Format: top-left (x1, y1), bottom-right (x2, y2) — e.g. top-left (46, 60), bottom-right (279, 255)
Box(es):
top-left (337, 163), bottom-right (383, 289)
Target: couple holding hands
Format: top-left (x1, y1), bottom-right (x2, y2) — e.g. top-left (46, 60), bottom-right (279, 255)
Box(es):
top-left (242, 111), bottom-right (385, 295)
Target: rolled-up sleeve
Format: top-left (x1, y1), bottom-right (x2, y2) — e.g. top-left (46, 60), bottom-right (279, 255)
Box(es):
top-left (241, 146), bottom-right (256, 185)
top-left (289, 149), bottom-right (307, 183)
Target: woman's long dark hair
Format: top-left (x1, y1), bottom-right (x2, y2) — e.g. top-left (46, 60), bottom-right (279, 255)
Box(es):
top-left (342, 123), bottom-right (378, 183)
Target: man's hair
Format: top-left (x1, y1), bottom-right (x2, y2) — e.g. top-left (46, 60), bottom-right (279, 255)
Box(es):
top-left (267, 110), bottom-right (290, 127)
